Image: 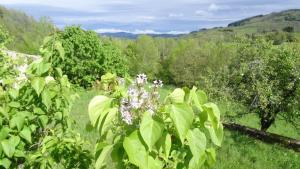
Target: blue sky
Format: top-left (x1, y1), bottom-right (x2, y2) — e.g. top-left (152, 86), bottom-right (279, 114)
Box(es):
top-left (1, 0), bottom-right (300, 34)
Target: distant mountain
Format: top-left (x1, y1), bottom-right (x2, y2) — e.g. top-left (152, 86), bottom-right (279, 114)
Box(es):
top-left (100, 32), bottom-right (185, 39)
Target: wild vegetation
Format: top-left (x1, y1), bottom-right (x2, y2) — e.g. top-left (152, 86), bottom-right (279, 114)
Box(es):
top-left (0, 6), bottom-right (55, 54)
top-left (0, 6), bottom-right (299, 169)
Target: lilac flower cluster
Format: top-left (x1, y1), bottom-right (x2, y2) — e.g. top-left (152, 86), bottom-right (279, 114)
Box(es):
top-left (119, 74), bottom-right (163, 124)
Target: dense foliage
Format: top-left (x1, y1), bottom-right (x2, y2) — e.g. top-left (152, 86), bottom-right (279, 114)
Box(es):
top-left (45, 26), bottom-right (128, 88)
top-left (0, 32), bottom-right (91, 168)
top-left (125, 35), bottom-right (161, 79)
top-left (121, 31), bottom-right (300, 131)
top-left (88, 73), bottom-right (223, 169)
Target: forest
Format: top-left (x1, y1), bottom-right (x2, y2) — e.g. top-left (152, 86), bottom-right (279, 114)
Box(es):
top-left (0, 5), bottom-right (299, 169)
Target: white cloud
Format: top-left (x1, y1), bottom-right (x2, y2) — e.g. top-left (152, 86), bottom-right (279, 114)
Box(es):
top-left (95, 28), bottom-right (127, 33)
top-left (0, 0), bottom-right (134, 12)
top-left (95, 28), bottom-right (189, 35)
top-left (208, 3), bottom-right (221, 11)
top-left (137, 16), bottom-right (156, 20)
top-left (169, 13), bottom-right (184, 17)
top-left (195, 10), bottom-right (211, 17)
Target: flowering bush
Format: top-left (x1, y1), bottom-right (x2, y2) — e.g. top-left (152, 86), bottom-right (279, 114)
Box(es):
top-left (89, 73), bottom-right (223, 169)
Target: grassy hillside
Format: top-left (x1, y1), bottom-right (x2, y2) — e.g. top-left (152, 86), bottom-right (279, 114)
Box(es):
top-left (228, 9), bottom-right (300, 33)
top-left (0, 5), bottom-right (55, 54)
top-left (189, 9), bottom-right (300, 41)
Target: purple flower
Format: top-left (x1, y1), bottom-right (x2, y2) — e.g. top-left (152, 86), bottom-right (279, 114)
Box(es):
top-left (128, 87), bottom-right (138, 97)
top-left (153, 80), bottom-right (163, 88)
top-left (120, 110), bottom-right (133, 125)
top-left (136, 74), bottom-right (147, 85)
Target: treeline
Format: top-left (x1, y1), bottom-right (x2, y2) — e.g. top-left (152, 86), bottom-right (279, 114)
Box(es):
top-left (0, 6), bottom-right (55, 54)
top-left (114, 31), bottom-right (300, 86)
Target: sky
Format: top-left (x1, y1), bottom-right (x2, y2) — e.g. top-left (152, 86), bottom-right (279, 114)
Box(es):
top-left (1, 0), bottom-right (300, 34)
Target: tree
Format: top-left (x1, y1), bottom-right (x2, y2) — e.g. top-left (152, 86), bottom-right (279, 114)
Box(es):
top-left (125, 35), bottom-right (160, 79)
top-left (228, 38), bottom-right (300, 131)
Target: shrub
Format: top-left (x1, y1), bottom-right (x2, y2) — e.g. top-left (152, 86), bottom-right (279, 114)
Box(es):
top-left (88, 73), bottom-right (223, 169)
top-left (43, 26), bottom-right (128, 88)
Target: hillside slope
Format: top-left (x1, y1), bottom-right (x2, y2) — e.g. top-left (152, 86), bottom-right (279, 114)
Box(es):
top-left (228, 9), bottom-right (300, 33)
top-left (0, 5), bottom-right (55, 54)
top-left (188, 9), bottom-right (300, 41)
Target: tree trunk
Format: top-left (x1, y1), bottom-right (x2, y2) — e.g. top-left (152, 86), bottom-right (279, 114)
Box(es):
top-left (260, 115), bottom-right (275, 131)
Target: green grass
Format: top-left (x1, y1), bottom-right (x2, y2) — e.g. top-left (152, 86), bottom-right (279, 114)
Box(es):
top-left (217, 100), bottom-right (300, 139)
top-left (70, 89), bottom-right (300, 169)
top-left (216, 130), bottom-right (300, 169)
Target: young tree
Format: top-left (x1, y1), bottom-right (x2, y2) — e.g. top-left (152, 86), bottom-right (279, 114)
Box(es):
top-left (228, 38), bottom-right (300, 131)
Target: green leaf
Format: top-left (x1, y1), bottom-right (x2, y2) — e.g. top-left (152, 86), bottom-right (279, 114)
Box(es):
top-left (54, 41), bottom-right (65, 59)
top-left (20, 126), bottom-right (32, 143)
top-left (1, 139), bottom-right (15, 158)
top-left (167, 88), bottom-right (185, 103)
top-left (100, 108), bottom-right (118, 136)
top-left (8, 89), bottom-right (19, 99)
top-left (123, 130), bottom-right (148, 168)
top-left (54, 112), bottom-right (63, 120)
top-left (55, 68), bottom-right (63, 77)
top-left (35, 62), bottom-right (51, 76)
top-left (148, 156), bottom-right (163, 169)
top-left (140, 111), bottom-right (164, 151)
top-left (156, 132), bottom-right (171, 158)
top-left (34, 107), bottom-right (45, 115)
top-left (88, 96), bottom-right (113, 126)
top-left (205, 148), bottom-right (216, 167)
top-left (0, 127), bottom-right (10, 141)
top-left (95, 144), bottom-right (114, 169)
top-left (203, 103), bottom-right (223, 146)
top-left (10, 114), bottom-right (25, 131)
top-left (8, 102), bottom-right (20, 108)
top-left (0, 158), bottom-right (11, 169)
top-left (9, 135), bottom-right (20, 147)
top-left (186, 128), bottom-right (206, 156)
top-left (196, 90), bottom-right (207, 104)
top-left (39, 115), bottom-right (49, 128)
top-left (188, 152), bottom-right (206, 169)
top-left (14, 149), bottom-right (26, 158)
top-left (188, 87), bottom-right (207, 111)
top-left (31, 77), bottom-right (46, 96)
top-left (166, 103), bottom-right (194, 143)
top-left (41, 89), bottom-right (52, 110)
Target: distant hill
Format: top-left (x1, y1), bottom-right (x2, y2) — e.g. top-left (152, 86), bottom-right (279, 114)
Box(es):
top-left (227, 9), bottom-right (300, 33)
top-left (100, 32), bottom-right (184, 39)
top-left (187, 9), bottom-right (300, 41)
top-left (0, 5), bottom-right (55, 54)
